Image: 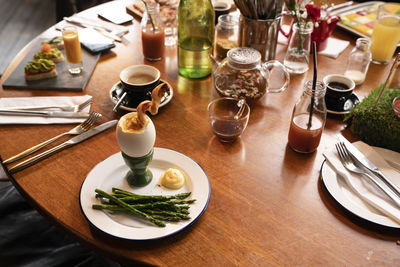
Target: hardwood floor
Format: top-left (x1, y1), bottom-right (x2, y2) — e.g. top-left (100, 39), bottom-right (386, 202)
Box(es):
top-left (0, 0), bottom-right (56, 76)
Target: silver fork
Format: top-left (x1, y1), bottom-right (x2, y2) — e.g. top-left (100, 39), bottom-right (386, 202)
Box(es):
top-left (5, 98), bottom-right (92, 112)
top-left (335, 143), bottom-right (400, 208)
top-left (3, 112), bottom-right (101, 164)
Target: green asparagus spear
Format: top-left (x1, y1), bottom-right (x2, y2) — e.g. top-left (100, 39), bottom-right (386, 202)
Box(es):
top-left (112, 188), bottom-right (191, 200)
top-left (95, 189), bottom-right (165, 227)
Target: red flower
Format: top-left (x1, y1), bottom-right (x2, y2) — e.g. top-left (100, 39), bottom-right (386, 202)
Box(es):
top-left (305, 4), bottom-right (321, 22)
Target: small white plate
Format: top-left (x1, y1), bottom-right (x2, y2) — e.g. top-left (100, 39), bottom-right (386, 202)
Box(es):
top-left (321, 146), bottom-right (400, 228)
top-left (109, 80), bottom-right (173, 112)
top-left (80, 147), bottom-right (210, 240)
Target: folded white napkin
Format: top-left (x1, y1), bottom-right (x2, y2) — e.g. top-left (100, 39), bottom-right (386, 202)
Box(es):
top-left (0, 95), bottom-right (92, 125)
top-left (323, 141), bottom-right (400, 225)
top-left (318, 37), bottom-right (350, 59)
top-left (278, 25), bottom-right (350, 59)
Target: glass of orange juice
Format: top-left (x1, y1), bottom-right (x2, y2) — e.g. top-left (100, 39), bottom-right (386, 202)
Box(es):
top-left (370, 3), bottom-right (400, 64)
top-left (62, 26), bottom-right (83, 74)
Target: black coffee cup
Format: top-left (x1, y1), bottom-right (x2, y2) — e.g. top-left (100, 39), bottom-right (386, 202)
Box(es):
top-left (120, 65), bottom-right (160, 93)
top-left (119, 65), bottom-right (161, 107)
top-left (214, 1), bottom-right (231, 24)
top-left (323, 74), bottom-right (355, 111)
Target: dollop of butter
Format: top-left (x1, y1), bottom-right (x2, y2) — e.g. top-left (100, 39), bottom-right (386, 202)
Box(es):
top-left (160, 168), bottom-right (185, 189)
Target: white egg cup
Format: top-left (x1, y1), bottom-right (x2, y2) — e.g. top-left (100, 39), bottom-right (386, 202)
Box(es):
top-left (116, 112), bottom-right (156, 187)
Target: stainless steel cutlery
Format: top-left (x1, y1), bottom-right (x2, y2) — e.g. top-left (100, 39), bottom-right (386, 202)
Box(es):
top-left (3, 112), bottom-right (101, 164)
top-left (338, 135), bottom-right (400, 198)
top-left (335, 142), bottom-right (400, 208)
top-left (7, 120), bottom-right (117, 174)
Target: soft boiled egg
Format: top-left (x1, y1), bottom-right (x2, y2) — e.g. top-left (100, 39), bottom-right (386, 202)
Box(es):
top-left (116, 112), bottom-right (156, 158)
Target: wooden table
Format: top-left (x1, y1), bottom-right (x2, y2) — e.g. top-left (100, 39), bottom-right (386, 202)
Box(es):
top-left (1, 0), bottom-right (399, 265)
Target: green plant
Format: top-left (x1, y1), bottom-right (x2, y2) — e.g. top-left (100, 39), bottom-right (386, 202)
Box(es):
top-left (344, 85), bottom-right (400, 152)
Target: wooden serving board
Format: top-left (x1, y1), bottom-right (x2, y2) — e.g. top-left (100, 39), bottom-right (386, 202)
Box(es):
top-left (2, 40), bottom-right (100, 92)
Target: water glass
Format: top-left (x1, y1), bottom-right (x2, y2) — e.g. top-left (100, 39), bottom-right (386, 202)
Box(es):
top-left (163, 0), bottom-right (178, 46)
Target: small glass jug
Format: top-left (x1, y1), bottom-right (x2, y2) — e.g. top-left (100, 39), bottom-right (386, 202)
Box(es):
top-left (213, 47), bottom-right (290, 101)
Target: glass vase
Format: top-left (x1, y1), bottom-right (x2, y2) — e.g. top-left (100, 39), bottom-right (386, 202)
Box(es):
top-left (284, 22), bottom-right (313, 74)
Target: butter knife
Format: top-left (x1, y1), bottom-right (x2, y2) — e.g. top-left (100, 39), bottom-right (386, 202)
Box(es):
top-left (338, 135), bottom-right (400, 198)
top-left (8, 120), bottom-right (117, 174)
top-left (0, 109), bottom-right (90, 118)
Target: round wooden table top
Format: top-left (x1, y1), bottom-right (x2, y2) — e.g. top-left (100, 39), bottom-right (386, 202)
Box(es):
top-left (1, 0), bottom-right (399, 265)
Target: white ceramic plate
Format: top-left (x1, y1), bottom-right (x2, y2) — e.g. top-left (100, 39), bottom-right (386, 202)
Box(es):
top-left (321, 146), bottom-right (400, 228)
top-left (80, 147), bottom-right (211, 240)
top-left (109, 80), bottom-right (173, 112)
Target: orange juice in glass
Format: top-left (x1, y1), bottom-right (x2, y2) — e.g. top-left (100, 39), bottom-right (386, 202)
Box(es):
top-left (62, 26), bottom-right (83, 74)
top-left (370, 3), bottom-right (400, 64)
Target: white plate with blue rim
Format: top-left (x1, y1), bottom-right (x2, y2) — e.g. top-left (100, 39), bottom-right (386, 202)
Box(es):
top-left (79, 147), bottom-right (210, 240)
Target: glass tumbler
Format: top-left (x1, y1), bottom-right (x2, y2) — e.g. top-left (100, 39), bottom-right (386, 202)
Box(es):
top-left (141, 3), bottom-right (165, 61)
top-left (62, 26), bottom-right (83, 75)
top-left (370, 3), bottom-right (400, 64)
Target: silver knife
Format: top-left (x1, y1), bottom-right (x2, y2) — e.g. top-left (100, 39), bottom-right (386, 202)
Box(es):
top-left (8, 120), bottom-right (117, 174)
top-left (0, 109), bottom-right (90, 118)
top-left (64, 17), bottom-right (122, 42)
top-left (338, 135), bottom-right (400, 198)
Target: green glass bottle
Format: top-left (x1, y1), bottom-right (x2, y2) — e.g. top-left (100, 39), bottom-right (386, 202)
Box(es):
top-left (178, 0), bottom-right (215, 79)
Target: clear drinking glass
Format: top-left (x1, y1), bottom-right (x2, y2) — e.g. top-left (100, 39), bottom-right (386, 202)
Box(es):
top-left (370, 3), bottom-right (400, 64)
top-left (284, 22), bottom-right (313, 74)
top-left (141, 3), bottom-right (165, 61)
top-left (163, 0), bottom-right (178, 46)
top-left (208, 97), bottom-right (250, 142)
top-left (62, 26), bottom-right (83, 75)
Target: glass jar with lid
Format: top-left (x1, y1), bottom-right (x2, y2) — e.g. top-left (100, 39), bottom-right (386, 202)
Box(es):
top-left (213, 47), bottom-right (290, 101)
top-left (344, 37), bottom-right (372, 85)
top-left (215, 14), bottom-right (239, 60)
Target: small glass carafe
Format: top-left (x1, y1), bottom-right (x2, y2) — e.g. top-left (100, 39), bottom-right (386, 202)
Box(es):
top-left (344, 38), bottom-right (372, 85)
top-left (288, 80), bottom-right (327, 153)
